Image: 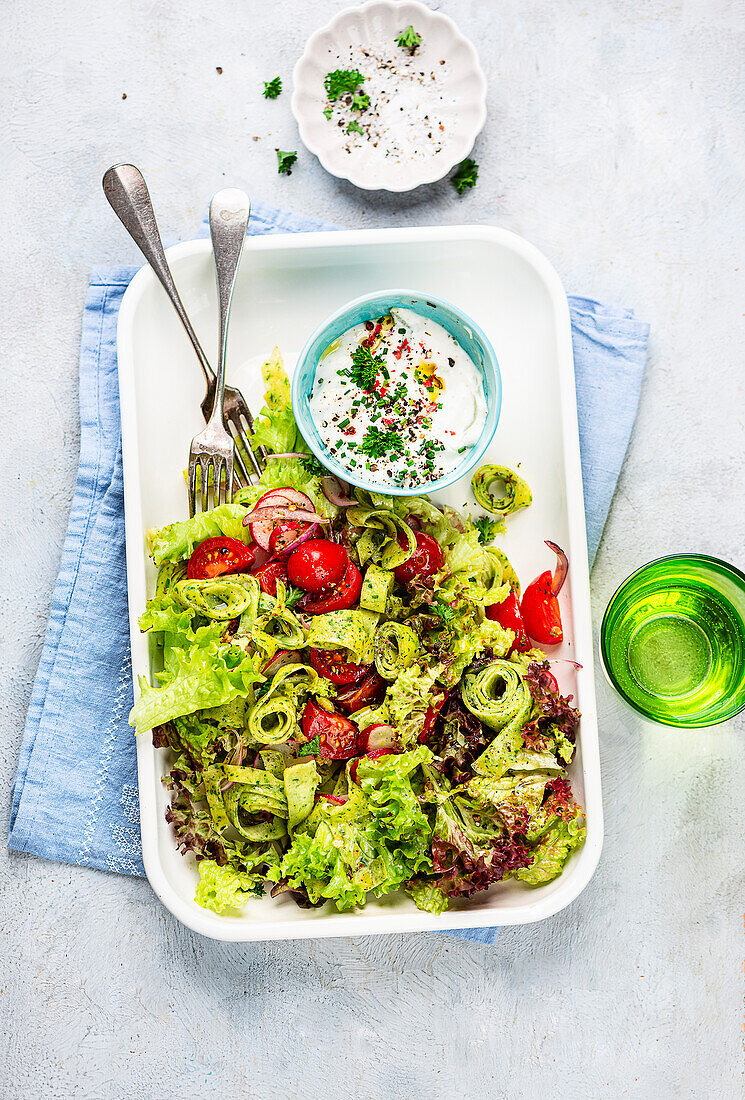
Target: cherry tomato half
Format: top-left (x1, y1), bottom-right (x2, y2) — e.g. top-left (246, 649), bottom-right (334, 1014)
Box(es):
top-left (486, 589), bottom-right (531, 654)
top-left (393, 531), bottom-right (444, 585)
top-left (287, 539), bottom-right (349, 593)
top-left (252, 559), bottom-right (288, 598)
top-left (308, 648), bottom-right (370, 686)
top-left (301, 698), bottom-right (360, 760)
top-left (186, 536), bottom-right (258, 580)
top-left (335, 668), bottom-right (387, 715)
top-left (419, 689), bottom-right (450, 743)
top-left (520, 570), bottom-right (563, 645)
top-left (268, 521), bottom-right (307, 557)
top-left (300, 562), bottom-right (363, 614)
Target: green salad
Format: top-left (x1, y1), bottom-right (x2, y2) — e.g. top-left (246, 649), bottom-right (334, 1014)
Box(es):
top-left (131, 349), bottom-right (585, 915)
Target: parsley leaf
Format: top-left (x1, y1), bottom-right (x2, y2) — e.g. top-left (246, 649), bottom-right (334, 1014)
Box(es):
top-left (305, 735), bottom-right (321, 755)
top-left (473, 515), bottom-right (500, 545)
top-left (395, 25), bottom-right (422, 52)
top-left (284, 585), bottom-right (306, 608)
top-left (432, 600), bottom-right (455, 625)
top-left (323, 106), bottom-right (333, 120)
top-left (276, 149), bottom-right (298, 175)
top-left (263, 76), bottom-right (282, 99)
top-left (300, 453), bottom-right (327, 477)
top-left (346, 119), bottom-right (365, 136)
top-left (360, 426), bottom-right (404, 459)
top-left (451, 157), bottom-right (479, 195)
top-left (324, 69), bottom-right (364, 101)
top-left (351, 91), bottom-right (370, 112)
top-left (349, 344), bottom-right (383, 388)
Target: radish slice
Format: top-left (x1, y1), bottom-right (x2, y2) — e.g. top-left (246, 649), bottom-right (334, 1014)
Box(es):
top-left (247, 505), bottom-right (328, 549)
top-left (361, 723), bottom-right (398, 752)
top-left (261, 650), bottom-right (297, 675)
top-left (545, 541), bottom-right (568, 596)
top-left (257, 487), bottom-right (314, 511)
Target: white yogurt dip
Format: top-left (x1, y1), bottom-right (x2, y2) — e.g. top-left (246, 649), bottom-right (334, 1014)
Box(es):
top-left (309, 307), bottom-right (487, 488)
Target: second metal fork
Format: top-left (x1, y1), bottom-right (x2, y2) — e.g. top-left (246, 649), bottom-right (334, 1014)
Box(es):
top-left (188, 190), bottom-right (251, 514)
top-left (102, 163), bottom-right (263, 486)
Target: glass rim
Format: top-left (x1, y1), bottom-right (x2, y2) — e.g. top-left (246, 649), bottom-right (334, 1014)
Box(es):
top-left (600, 552), bottom-right (745, 728)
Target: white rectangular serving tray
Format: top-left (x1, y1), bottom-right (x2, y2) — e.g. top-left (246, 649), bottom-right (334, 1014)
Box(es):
top-left (118, 225), bottom-right (603, 941)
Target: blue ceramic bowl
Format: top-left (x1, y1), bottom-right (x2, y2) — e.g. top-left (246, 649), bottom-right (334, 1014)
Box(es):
top-left (291, 290), bottom-right (501, 496)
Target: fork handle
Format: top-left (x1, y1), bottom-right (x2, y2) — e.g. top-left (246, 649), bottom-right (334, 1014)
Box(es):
top-left (102, 164), bottom-right (216, 390)
top-left (208, 190), bottom-right (251, 428)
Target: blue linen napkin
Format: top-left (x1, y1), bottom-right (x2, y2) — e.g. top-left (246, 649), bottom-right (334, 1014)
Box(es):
top-left (8, 201), bottom-right (649, 944)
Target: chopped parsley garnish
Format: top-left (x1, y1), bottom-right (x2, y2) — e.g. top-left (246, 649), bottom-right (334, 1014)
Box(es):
top-left (300, 453), bottom-right (327, 477)
top-left (324, 68), bottom-right (365, 101)
top-left (360, 426), bottom-right (404, 459)
top-left (349, 344), bottom-right (384, 388)
top-left (276, 149), bottom-right (298, 175)
top-left (305, 735), bottom-right (320, 755)
top-left (474, 515), bottom-right (500, 545)
top-left (323, 106), bottom-right (333, 120)
top-left (451, 157), bottom-right (479, 195)
top-left (395, 25), bottom-right (422, 52)
top-left (346, 119), bottom-right (365, 136)
top-left (351, 91), bottom-right (370, 112)
top-left (432, 600), bottom-right (455, 625)
top-left (263, 76), bottom-right (282, 99)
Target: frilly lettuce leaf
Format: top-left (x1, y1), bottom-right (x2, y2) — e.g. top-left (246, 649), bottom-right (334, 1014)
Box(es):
top-left (130, 636), bottom-right (263, 735)
top-left (194, 859), bottom-right (265, 914)
top-left (406, 878), bottom-right (449, 914)
top-left (246, 347), bottom-right (304, 455)
top-left (515, 815), bottom-right (586, 885)
top-left (148, 504), bottom-right (250, 566)
top-left (386, 662), bottom-right (448, 746)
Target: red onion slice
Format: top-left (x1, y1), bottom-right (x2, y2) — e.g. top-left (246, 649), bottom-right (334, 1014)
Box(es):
top-left (321, 475), bottom-right (356, 507)
top-left (243, 506), bottom-right (330, 527)
top-left (317, 793), bottom-right (348, 805)
top-left (545, 540), bottom-right (568, 596)
top-left (264, 452), bottom-right (308, 461)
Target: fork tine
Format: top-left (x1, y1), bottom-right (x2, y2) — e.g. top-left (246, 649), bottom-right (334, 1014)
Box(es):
top-left (220, 457), bottom-right (232, 506)
top-left (200, 457), bottom-right (209, 513)
top-left (226, 420), bottom-right (250, 487)
top-left (188, 458), bottom-right (197, 517)
top-left (227, 408), bottom-right (262, 477)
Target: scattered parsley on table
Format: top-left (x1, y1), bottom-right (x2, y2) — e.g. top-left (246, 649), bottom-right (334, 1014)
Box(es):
top-left (263, 76), bottom-right (282, 99)
top-left (276, 149), bottom-right (298, 175)
top-left (395, 25), bottom-right (422, 52)
top-left (474, 515), bottom-right (500, 544)
top-left (451, 157), bottom-right (479, 195)
top-left (351, 91), bottom-right (370, 112)
top-left (346, 119), bottom-right (365, 136)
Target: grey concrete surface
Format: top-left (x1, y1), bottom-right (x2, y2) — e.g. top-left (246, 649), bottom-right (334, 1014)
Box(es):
top-left (1, 1), bottom-right (744, 1097)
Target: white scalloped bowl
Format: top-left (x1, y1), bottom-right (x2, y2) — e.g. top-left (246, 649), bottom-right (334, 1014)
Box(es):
top-left (291, 0), bottom-right (487, 192)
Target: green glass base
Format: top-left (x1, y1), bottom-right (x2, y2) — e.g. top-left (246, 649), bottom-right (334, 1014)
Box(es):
top-left (601, 555), bottom-right (745, 727)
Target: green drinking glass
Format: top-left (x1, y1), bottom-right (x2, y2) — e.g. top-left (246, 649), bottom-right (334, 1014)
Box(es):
top-left (600, 554), bottom-right (745, 727)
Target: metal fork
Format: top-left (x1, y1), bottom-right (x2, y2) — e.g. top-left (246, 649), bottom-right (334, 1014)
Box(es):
top-left (188, 189), bottom-right (251, 514)
top-left (102, 163), bottom-right (262, 485)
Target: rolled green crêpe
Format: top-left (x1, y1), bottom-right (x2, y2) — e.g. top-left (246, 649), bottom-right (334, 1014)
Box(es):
top-left (247, 694), bottom-right (297, 745)
top-left (346, 506), bottom-right (417, 570)
top-left (176, 576), bottom-right (256, 621)
top-left (471, 464), bottom-right (532, 517)
top-left (461, 659), bottom-right (532, 734)
top-left (284, 759), bottom-right (320, 831)
top-left (374, 621), bottom-right (419, 680)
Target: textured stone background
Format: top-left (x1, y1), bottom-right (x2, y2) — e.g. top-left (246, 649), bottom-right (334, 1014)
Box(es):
top-left (2, 1), bottom-right (744, 1096)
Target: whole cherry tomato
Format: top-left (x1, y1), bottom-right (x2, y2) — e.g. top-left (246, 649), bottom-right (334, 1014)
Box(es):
top-left (301, 698), bottom-right (360, 759)
top-left (335, 668), bottom-right (387, 714)
top-left (300, 562), bottom-right (363, 614)
top-left (308, 648), bottom-right (370, 686)
top-left (186, 536), bottom-right (258, 580)
top-left (520, 571), bottom-right (563, 645)
top-left (287, 539), bottom-right (349, 593)
top-left (486, 589), bottom-right (531, 653)
top-left (252, 559), bottom-right (288, 598)
top-left (393, 531), bottom-right (444, 585)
